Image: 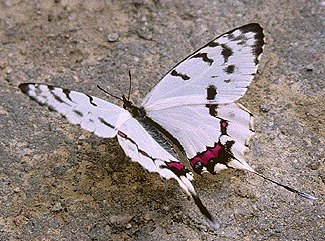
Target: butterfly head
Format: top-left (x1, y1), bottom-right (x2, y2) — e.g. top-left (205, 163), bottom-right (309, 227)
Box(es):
top-left (122, 95), bottom-right (145, 118)
top-left (122, 95), bottom-right (132, 108)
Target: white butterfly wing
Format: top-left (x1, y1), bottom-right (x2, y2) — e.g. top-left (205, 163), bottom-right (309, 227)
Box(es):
top-left (142, 23), bottom-right (264, 174)
top-left (19, 83), bottom-right (130, 138)
top-left (142, 23), bottom-right (264, 111)
top-left (19, 83), bottom-right (220, 229)
top-left (18, 83), bottom-right (192, 182)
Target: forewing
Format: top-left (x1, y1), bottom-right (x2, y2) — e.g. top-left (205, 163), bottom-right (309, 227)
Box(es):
top-left (142, 23), bottom-right (264, 111)
top-left (19, 83), bottom-right (130, 138)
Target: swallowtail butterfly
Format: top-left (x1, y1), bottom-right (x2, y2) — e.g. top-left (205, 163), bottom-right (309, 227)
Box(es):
top-left (19, 23), bottom-right (316, 230)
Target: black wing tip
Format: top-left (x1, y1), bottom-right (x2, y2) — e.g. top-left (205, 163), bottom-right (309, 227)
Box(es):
top-left (191, 193), bottom-right (220, 230)
top-left (243, 23), bottom-right (264, 50)
top-left (18, 83), bottom-right (33, 94)
top-left (223, 23), bottom-right (263, 35)
top-left (222, 23), bottom-right (264, 62)
top-left (240, 23), bottom-right (265, 64)
top-left (240, 23), bottom-right (263, 32)
top-left (19, 83), bottom-right (59, 94)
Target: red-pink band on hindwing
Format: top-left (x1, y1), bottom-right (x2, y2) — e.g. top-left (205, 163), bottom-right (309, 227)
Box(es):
top-left (191, 144), bottom-right (222, 166)
top-left (190, 142), bottom-right (232, 175)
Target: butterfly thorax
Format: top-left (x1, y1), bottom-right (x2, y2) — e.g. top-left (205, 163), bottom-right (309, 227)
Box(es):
top-left (121, 96), bottom-right (186, 161)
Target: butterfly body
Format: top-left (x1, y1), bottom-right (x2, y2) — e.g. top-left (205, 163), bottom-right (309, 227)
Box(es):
top-left (121, 96), bottom-right (184, 161)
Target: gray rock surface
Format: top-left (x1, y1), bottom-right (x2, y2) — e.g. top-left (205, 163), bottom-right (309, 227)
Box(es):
top-left (0, 0), bottom-right (324, 240)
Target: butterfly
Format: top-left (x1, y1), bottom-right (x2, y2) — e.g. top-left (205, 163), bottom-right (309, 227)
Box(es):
top-left (19, 23), bottom-right (316, 230)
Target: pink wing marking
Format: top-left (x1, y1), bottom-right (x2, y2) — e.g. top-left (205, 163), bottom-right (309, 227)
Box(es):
top-left (166, 162), bottom-right (186, 170)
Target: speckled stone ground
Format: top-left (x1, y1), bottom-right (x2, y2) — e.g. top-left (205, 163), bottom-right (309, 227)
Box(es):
top-left (0, 0), bottom-right (324, 240)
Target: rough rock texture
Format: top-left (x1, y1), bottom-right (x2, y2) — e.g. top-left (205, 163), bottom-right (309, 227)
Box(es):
top-left (0, 0), bottom-right (324, 240)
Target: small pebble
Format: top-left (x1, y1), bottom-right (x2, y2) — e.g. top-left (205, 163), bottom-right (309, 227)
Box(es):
top-left (109, 214), bottom-right (132, 225)
top-left (107, 33), bottom-right (119, 42)
top-left (6, 66), bottom-right (13, 74)
top-left (51, 202), bottom-right (63, 212)
top-left (306, 64), bottom-right (314, 72)
top-left (13, 187), bottom-right (20, 193)
top-left (260, 103), bottom-right (271, 112)
top-left (144, 212), bottom-right (151, 221)
top-left (50, 220), bottom-right (60, 229)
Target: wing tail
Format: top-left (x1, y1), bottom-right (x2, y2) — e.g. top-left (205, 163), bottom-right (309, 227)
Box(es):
top-left (191, 192), bottom-right (220, 229)
top-left (253, 171), bottom-right (317, 200)
top-left (160, 166), bottom-right (220, 230)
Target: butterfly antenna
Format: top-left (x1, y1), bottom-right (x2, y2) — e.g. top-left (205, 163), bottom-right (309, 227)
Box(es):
top-left (97, 85), bottom-right (123, 101)
top-left (127, 70), bottom-right (132, 101)
top-left (253, 171), bottom-right (317, 200)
